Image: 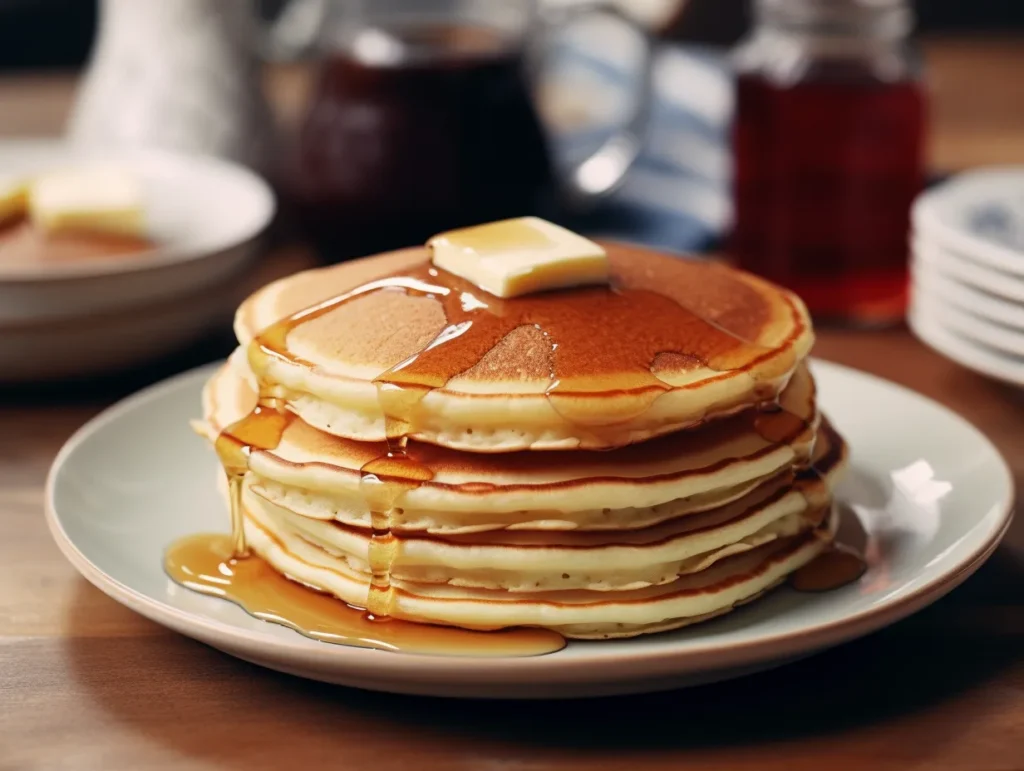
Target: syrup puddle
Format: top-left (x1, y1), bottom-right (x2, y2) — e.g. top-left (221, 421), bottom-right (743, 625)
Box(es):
top-left (166, 533), bottom-right (565, 657)
top-left (790, 542), bottom-right (867, 592)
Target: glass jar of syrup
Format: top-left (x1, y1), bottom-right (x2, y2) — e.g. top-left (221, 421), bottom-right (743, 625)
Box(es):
top-left (731, 0), bottom-right (926, 324)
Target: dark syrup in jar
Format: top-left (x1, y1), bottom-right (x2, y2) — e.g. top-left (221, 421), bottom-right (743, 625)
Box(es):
top-left (733, 74), bottom-right (924, 323)
top-left (731, 0), bottom-right (926, 327)
top-left (281, 24), bottom-right (555, 260)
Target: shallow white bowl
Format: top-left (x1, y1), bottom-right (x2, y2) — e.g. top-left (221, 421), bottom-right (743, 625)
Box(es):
top-left (45, 360), bottom-right (1014, 698)
top-left (0, 139), bottom-right (275, 325)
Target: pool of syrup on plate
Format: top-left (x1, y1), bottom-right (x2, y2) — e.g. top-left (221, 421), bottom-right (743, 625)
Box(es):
top-left (165, 532), bottom-right (564, 656)
top-left (166, 232), bottom-right (865, 655)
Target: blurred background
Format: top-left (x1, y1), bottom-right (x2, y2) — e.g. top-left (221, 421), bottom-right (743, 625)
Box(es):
top-left (1, 0), bottom-right (1024, 384)
top-left (0, 0), bottom-right (1021, 69)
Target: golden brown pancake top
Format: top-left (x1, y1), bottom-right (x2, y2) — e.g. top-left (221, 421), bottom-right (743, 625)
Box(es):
top-left (240, 242), bottom-right (806, 392)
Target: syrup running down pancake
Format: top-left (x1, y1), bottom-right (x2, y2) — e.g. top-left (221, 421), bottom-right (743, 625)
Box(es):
top-left (173, 227), bottom-right (857, 654)
top-left (197, 362), bottom-right (821, 531)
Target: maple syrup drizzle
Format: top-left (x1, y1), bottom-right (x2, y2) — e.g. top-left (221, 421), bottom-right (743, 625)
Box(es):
top-left (359, 435), bottom-right (434, 618)
top-left (789, 543), bottom-right (868, 592)
top-left (165, 533), bottom-right (565, 656)
top-left (214, 401), bottom-right (295, 557)
top-left (167, 257), bottom-right (834, 652)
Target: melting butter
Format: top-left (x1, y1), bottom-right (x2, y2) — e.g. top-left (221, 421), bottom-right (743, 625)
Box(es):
top-left (429, 216), bottom-right (608, 298)
top-left (30, 167), bottom-right (145, 237)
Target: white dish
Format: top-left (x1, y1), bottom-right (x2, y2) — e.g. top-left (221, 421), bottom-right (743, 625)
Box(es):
top-left (45, 360), bottom-right (1014, 698)
top-left (913, 167), bottom-right (1024, 276)
top-left (912, 258), bottom-right (1024, 331)
top-left (911, 292), bottom-right (1024, 359)
top-left (909, 300), bottom-right (1024, 387)
top-left (0, 139), bottom-right (274, 325)
top-left (913, 235), bottom-right (1024, 304)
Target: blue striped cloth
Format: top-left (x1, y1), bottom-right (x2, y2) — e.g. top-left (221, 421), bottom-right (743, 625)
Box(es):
top-left (546, 36), bottom-right (732, 253)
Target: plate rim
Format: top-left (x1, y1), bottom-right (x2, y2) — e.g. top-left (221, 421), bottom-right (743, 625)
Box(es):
top-left (44, 360), bottom-right (1016, 685)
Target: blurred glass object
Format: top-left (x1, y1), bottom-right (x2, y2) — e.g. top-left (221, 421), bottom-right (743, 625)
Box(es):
top-left (68, 0), bottom-right (273, 170)
top-left (731, 0), bottom-right (926, 325)
top-left (541, 0), bottom-right (687, 31)
top-left (273, 0), bottom-right (654, 261)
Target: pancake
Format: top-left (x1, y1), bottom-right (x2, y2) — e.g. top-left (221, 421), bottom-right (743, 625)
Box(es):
top-left (178, 233), bottom-right (855, 646)
top-left (242, 496), bottom-right (837, 638)
top-left (232, 243), bottom-right (813, 451)
top-left (199, 361), bottom-right (821, 528)
top-left (241, 429), bottom-right (843, 592)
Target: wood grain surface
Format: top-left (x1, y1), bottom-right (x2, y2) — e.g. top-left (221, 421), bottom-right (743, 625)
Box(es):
top-left (1, 38), bottom-right (1023, 771)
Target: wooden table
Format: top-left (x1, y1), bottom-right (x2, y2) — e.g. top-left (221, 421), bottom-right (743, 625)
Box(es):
top-left (1, 39), bottom-right (1023, 771)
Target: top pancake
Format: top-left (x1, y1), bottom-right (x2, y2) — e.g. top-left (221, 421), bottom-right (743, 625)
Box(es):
top-left (234, 242), bottom-right (813, 452)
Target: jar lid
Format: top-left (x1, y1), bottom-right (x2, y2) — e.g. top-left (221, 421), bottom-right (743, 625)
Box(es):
top-left (756, 0), bottom-right (913, 38)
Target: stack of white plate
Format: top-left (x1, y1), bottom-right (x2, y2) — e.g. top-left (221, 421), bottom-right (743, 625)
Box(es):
top-left (0, 141), bottom-right (275, 382)
top-left (909, 167), bottom-right (1024, 386)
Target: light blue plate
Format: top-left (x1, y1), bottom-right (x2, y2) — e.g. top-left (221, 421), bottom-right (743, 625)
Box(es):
top-left (46, 360), bottom-right (1013, 698)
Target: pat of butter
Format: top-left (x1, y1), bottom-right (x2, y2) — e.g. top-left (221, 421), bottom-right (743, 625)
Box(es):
top-left (429, 217), bottom-right (608, 298)
top-left (30, 167), bottom-right (145, 237)
top-left (0, 176), bottom-right (29, 225)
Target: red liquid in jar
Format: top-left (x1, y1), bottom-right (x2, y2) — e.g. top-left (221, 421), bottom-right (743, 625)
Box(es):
top-left (731, 73), bottom-right (925, 322)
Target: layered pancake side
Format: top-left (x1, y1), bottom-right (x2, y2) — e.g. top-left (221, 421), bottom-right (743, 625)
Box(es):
top-left (193, 358), bottom-right (847, 636)
top-left (198, 362), bottom-right (822, 526)
top-left (241, 500), bottom-right (839, 638)
top-left (239, 429), bottom-right (844, 594)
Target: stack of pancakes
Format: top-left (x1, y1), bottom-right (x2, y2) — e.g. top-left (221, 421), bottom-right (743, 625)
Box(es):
top-left (196, 243), bottom-right (847, 639)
